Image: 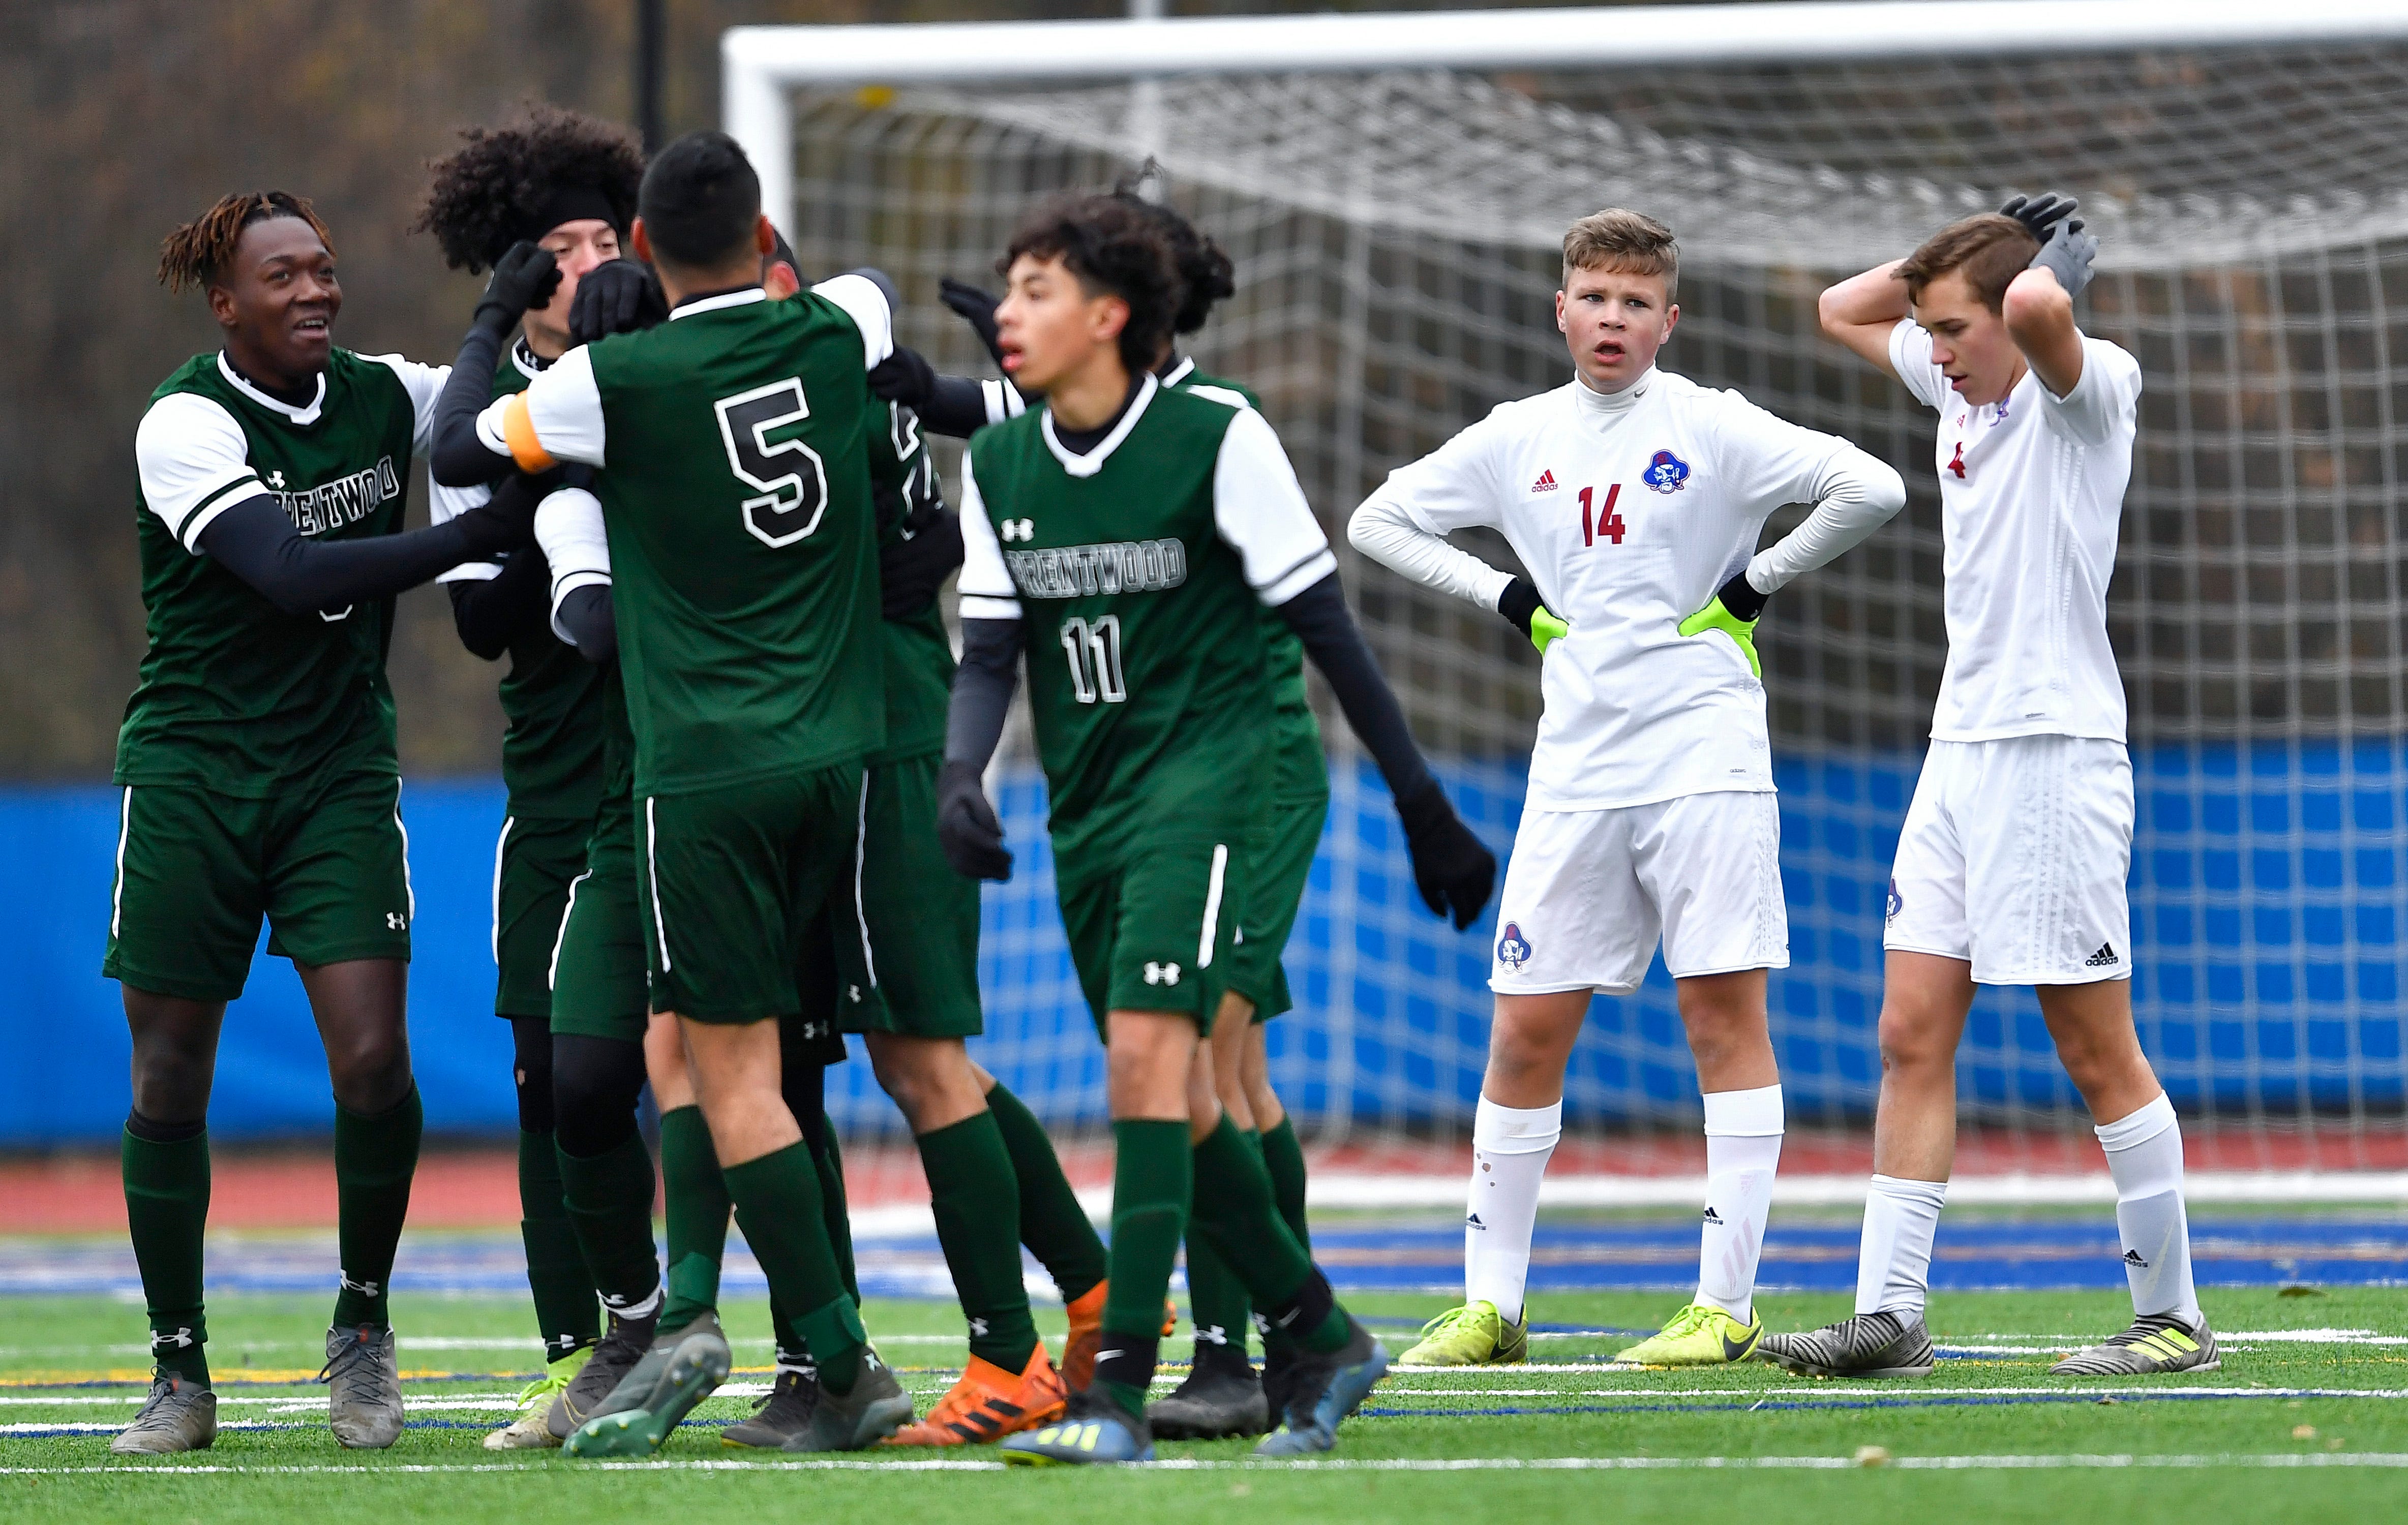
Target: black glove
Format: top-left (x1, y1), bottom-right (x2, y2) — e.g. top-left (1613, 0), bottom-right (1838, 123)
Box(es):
top-left (940, 277), bottom-right (1007, 368)
top-left (475, 241), bottom-right (562, 334)
top-left (453, 471), bottom-right (554, 556)
top-left (879, 506), bottom-right (964, 620)
top-left (1998, 192), bottom-right (2079, 243)
top-left (2029, 217), bottom-right (2098, 301)
top-left (569, 258), bottom-right (667, 345)
top-left (936, 759), bottom-right (1011, 881)
top-left (868, 345), bottom-right (939, 412)
top-left (1395, 779), bottom-right (1496, 931)
top-left (1496, 575), bottom-right (1570, 655)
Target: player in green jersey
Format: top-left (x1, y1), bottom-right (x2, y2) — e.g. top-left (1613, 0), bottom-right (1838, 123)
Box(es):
top-left (109, 192), bottom-right (546, 1456)
top-left (936, 192), bottom-right (1496, 1466)
top-left (432, 131), bottom-right (915, 1453)
top-left (412, 104), bottom-right (648, 1448)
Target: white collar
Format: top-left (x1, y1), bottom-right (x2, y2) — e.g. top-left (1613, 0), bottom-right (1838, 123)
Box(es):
top-left (218, 351), bottom-right (326, 424)
top-left (1041, 371), bottom-right (1158, 477)
top-left (669, 287), bottom-right (768, 320)
top-left (1159, 354), bottom-right (1196, 387)
top-left (1572, 365), bottom-right (1656, 421)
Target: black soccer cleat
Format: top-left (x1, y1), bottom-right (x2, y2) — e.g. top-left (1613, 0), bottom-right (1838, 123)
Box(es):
top-left (1147, 1342), bottom-right (1270, 1440)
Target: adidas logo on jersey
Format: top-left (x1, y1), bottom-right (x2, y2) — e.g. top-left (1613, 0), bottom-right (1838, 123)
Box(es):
top-left (2086, 942), bottom-right (2120, 968)
top-left (1531, 469), bottom-right (1559, 493)
top-left (1143, 961), bottom-right (1182, 986)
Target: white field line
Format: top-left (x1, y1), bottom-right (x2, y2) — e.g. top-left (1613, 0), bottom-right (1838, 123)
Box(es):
top-left (9, 1453), bottom-right (2408, 1475)
top-left (1301, 1171), bottom-right (2408, 1210)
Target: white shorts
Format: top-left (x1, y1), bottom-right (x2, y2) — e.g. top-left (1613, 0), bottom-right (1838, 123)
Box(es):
top-left (1490, 791), bottom-right (1788, 996)
top-left (1885, 735), bottom-right (2133, 986)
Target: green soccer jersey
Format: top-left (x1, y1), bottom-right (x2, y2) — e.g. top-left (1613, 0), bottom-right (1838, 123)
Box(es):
top-left (437, 339), bottom-right (607, 818)
top-left (498, 282), bottom-right (900, 797)
top-left (868, 400), bottom-right (953, 766)
top-left (1160, 357), bottom-right (1327, 802)
top-left (119, 347), bottom-right (446, 796)
top-left (957, 373), bottom-right (1338, 864)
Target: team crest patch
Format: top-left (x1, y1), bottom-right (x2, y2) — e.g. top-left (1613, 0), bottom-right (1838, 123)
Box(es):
top-left (1642, 449), bottom-right (1691, 494)
top-left (1496, 922), bottom-right (1532, 969)
top-left (1885, 877), bottom-right (1903, 923)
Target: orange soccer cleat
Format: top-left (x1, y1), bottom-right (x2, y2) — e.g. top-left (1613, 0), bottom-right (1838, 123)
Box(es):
top-left (1060, 1284), bottom-right (1180, 1392)
top-left (883, 1344), bottom-right (1068, 1447)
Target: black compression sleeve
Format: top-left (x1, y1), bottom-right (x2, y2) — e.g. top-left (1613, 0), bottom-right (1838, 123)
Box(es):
top-left (915, 375), bottom-right (1002, 440)
top-left (428, 316), bottom-right (518, 487)
top-left (198, 495), bottom-right (489, 617)
top-left (556, 584), bottom-right (617, 663)
top-left (945, 617), bottom-right (1024, 770)
top-left (445, 549), bottom-right (549, 660)
top-left (1274, 573), bottom-right (1437, 806)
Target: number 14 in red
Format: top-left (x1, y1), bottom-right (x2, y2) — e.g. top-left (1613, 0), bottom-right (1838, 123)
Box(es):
top-left (1579, 483), bottom-right (1625, 546)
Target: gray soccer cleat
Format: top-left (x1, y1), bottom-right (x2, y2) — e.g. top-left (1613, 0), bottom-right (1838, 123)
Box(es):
top-left (563, 1326), bottom-right (733, 1458)
top-left (550, 1306), bottom-right (660, 1437)
top-left (1254, 1316), bottom-right (1390, 1457)
top-left (1756, 1310), bottom-right (1937, 1379)
top-left (2050, 1313), bottom-right (2220, 1376)
top-left (111, 1372), bottom-right (218, 1455)
top-left (587, 1309), bottom-right (720, 1425)
top-left (1147, 1343), bottom-right (1270, 1440)
top-left (723, 1368), bottom-right (819, 1449)
top-left (781, 1350), bottom-right (915, 1452)
top-left (320, 1324), bottom-right (405, 1448)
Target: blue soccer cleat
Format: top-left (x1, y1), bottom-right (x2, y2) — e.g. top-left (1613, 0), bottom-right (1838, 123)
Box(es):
top-left (1254, 1317), bottom-right (1390, 1456)
top-left (998, 1388), bottom-right (1154, 1466)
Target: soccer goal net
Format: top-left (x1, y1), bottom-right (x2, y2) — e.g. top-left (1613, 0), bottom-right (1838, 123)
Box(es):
top-left (732, 3), bottom-right (2408, 1183)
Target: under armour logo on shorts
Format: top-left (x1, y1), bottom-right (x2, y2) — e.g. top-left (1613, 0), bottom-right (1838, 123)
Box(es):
top-left (1143, 961), bottom-right (1182, 986)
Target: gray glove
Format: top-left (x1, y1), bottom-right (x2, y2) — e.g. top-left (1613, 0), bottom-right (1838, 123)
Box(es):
top-left (2029, 217), bottom-right (2097, 300)
top-left (1999, 192), bottom-right (2078, 242)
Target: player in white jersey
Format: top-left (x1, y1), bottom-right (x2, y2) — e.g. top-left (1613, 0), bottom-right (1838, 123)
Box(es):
top-left (1759, 198), bottom-right (2218, 1381)
top-left (1349, 210), bottom-right (1905, 1368)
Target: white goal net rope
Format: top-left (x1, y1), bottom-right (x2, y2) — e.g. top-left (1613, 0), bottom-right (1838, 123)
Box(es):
top-left (785, 44), bottom-right (2408, 1168)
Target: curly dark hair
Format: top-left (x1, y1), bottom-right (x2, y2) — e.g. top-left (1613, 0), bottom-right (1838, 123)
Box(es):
top-left (414, 103), bottom-right (645, 273)
top-left (1111, 180), bottom-right (1235, 336)
top-left (1000, 192), bottom-right (1185, 374)
top-left (158, 191), bottom-right (333, 294)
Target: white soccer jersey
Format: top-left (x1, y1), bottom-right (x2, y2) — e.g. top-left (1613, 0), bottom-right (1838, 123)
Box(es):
top-left (1888, 320), bottom-right (2141, 744)
top-left (1354, 369), bottom-right (1884, 812)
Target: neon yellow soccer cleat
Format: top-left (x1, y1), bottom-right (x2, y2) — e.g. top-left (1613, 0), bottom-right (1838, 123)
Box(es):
top-left (1397, 1300), bottom-right (1529, 1366)
top-left (1614, 1301), bottom-right (1763, 1367)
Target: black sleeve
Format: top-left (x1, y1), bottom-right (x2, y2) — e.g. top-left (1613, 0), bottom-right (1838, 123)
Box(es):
top-left (1274, 572), bottom-right (1438, 807)
top-left (445, 546), bottom-right (550, 661)
top-left (945, 617), bottom-right (1025, 770)
top-left (197, 495), bottom-right (494, 618)
top-left (428, 318), bottom-right (518, 488)
top-left (555, 584), bottom-right (617, 664)
top-left (916, 375), bottom-right (1005, 440)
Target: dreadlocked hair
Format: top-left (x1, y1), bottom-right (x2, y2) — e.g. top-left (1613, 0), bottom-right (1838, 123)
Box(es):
top-left (1111, 175), bottom-right (1236, 336)
top-left (414, 103), bottom-right (645, 273)
top-left (157, 192), bottom-right (332, 294)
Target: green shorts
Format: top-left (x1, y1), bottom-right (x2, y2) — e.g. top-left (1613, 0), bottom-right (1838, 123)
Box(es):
top-left (637, 762), bottom-right (867, 1025)
top-left (493, 812), bottom-right (591, 1020)
top-left (1055, 835), bottom-right (1241, 1036)
top-left (103, 770), bottom-right (413, 1003)
top-left (788, 906), bottom-right (863, 1068)
top-left (833, 752), bottom-right (983, 1041)
top-left (550, 790), bottom-right (649, 1044)
top-left (1225, 790), bottom-right (1328, 1023)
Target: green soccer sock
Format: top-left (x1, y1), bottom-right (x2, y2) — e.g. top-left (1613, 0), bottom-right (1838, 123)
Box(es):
top-left (810, 1126), bottom-right (859, 1305)
top-left (1182, 1126), bottom-right (1258, 1356)
top-left (1188, 1113), bottom-right (1351, 1355)
top-left (723, 1142), bottom-right (859, 1392)
top-left (986, 1081), bottom-right (1108, 1304)
top-left (332, 1085), bottom-right (422, 1329)
top-left (559, 1132), bottom-right (662, 1315)
top-left (918, 1111), bottom-right (1040, 1371)
top-left (1259, 1117), bottom-right (1311, 1253)
top-left (123, 1117), bottom-right (211, 1386)
top-left (656, 1105), bottom-right (728, 1332)
top-left (518, 1127), bottom-right (600, 1358)
top-left (1099, 1118), bottom-right (1192, 1421)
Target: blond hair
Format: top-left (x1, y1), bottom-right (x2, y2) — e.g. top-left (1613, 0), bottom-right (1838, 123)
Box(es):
top-left (1562, 209), bottom-right (1678, 300)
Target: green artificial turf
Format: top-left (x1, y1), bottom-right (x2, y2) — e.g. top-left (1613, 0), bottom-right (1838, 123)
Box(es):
top-left (3, 1281), bottom-right (2404, 1523)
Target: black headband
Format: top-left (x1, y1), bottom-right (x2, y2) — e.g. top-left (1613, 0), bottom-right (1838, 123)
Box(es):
top-left (494, 185), bottom-right (624, 262)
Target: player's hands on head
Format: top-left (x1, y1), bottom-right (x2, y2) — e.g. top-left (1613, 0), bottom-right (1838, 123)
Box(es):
top-left (1497, 576), bottom-right (1570, 655)
top-left (1998, 192), bottom-right (2078, 243)
top-left (1395, 780), bottom-right (1497, 930)
top-left (569, 259), bottom-right (667, 346)
top-left (940, 277), bottom-right (1008, 368)
top-left (868, 346), bottom-right (939, 412)
top-left (937, 759), bottom-right (1012, 880)
top-left (475, 241), bottom-right (563, 331)
top-left (1677, 571), bottom-right (1768, 679)
top-left (2028, 217), bottom-right (2098, 301)
top-left (879, 506), bottom-right (964, 620)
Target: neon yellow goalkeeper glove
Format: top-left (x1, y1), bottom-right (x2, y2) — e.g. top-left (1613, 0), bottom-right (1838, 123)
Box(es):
top-left (1497, 576), bottom-right (1570, 655)
top-left (1678, 571), bottom-right (1769, 678)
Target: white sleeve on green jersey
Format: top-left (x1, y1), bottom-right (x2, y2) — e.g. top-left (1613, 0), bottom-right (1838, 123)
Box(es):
top-left (430, 479), bottom-right (500, 582)
top-left (981, 379), bottom-right (1028, 426)
top-left (360, 353), bottom-right (448, 455)
top-left (535, 486), bottom-right (612, 643)
top-left (480, 344), bottom-right (607, 467)
top-left (1213, 407), bottom-right (1337, 607)
top-left (810, 273), bottom-right (896, 371)
top-left (136, 392), bottom-right (263, 554)
top-left (954, 450), bottom-right (1023, 620)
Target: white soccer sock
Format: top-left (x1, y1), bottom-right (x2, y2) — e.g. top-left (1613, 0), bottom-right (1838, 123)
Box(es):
top-left (1854, 1174), bottom-right (1949, 1317)
top-left (1695, 1084), bottom-right (1783, 1322)
top-left (2096, 1092), bottom-right (2201, 1325)
top-left (1463, 1094), bottom-right (1561, 1326)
